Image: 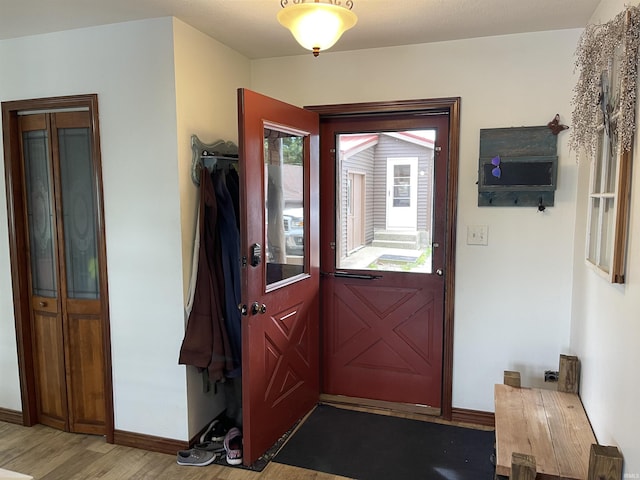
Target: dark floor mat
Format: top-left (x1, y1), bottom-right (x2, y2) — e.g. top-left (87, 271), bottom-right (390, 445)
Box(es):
top-left (273, 404), bottom-right (496, 480)
top-left (210, 421), bottom-right (295, 472)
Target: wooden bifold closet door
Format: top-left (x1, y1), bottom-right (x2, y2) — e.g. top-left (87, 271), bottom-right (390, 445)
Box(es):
top-left (19, 110), bottom-right (108, 435)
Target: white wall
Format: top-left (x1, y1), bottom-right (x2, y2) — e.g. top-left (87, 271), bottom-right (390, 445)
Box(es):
top-left (251, 29), bottom-right (581, 413)
top-left (570, 0), bottom-right (640, 474)
top-left (172, 18), bottom-right (251, 438)
top-left (0, 18), bottom-right (189, 440)
top-left (6, 11), bottom-right (635, 471)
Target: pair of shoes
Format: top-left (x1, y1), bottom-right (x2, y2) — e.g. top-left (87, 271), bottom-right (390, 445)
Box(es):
top-left (194, 440), bottom-right (225, 453)
top-left (200, 419), bottom-right (228, 443)
top-left (223, 427), bottom-right (243, 465)
top-left (176, 448), bottom-right (217, 467)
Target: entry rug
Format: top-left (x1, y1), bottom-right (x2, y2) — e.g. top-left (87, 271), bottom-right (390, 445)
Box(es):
top-left (273, 404), bottom-right (496, 480)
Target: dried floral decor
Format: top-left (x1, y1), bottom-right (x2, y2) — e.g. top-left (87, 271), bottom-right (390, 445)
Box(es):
top-left (570, 5), bottom-right (640, 156)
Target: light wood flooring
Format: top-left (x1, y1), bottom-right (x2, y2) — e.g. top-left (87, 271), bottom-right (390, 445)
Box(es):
top-left (0, 421), bottom-right (349, 480)
top-left (0, 406), bottom-right (493, 480)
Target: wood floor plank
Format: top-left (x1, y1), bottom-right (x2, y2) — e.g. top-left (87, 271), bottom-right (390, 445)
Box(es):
top-left (494, 384), bottom-right (558, 478)
top-left (2, 404), bottom-right (484, 480)
top-left (519, 387), bottom-right (558, 478)
top-left (540, 389), bottom-right (596, 480)
top-left (0, 421), bottom-right (352, 480)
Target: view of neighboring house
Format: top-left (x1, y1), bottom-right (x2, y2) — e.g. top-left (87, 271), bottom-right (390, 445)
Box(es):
top-left (338, 131), bottom-right (435, 271)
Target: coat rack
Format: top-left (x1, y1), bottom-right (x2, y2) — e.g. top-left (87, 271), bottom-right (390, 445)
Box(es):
top-left (191, 135), bottom-right (239, 186)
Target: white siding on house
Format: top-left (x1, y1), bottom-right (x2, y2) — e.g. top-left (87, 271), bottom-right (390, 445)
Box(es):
top-left (341, 148), bottom-right (375, 256)
top-left (372, 135), bottom-right (433, 237)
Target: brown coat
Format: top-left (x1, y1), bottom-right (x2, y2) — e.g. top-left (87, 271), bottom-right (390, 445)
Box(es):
top-left (179, 170), bottom-right (233, 382)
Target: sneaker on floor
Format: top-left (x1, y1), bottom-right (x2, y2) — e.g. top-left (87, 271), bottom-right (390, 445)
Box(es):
top-left (223, 427), bottom-right (243, 465)
top-left (194, 440), bottom-right (225, 453)
top-left (200, 419), bottom-right (228, 443)
top-left (176, 448), bottom-right (216, 467)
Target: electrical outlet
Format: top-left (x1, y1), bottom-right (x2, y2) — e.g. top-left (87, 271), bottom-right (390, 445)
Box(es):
top-left (544, 370), bottom-right (559, 382)
top-left (467, 225), bottom-right (488, 245)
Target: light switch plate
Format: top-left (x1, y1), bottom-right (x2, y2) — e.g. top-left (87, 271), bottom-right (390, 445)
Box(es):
top-left (467, 225), bottom-right (488, 245)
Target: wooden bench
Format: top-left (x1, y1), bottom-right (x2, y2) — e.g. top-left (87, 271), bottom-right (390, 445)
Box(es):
top-left (495, 383), bottom-right (596, 479)
top-left (494, 356), bottom-right (623, 480)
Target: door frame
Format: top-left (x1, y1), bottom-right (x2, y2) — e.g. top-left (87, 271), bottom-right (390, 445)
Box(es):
top-left (307, 97), bottom-right (460, 420)
top-left (2, 94), bottom-right (114, 441)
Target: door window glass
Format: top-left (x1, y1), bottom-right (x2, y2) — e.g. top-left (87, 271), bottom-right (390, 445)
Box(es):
top-left (336, 131), bottom-right (435, 273)
top-left (23, 129), bottom-right (57, 298)
top-left (59, 127), bottom-right (100, 299)
top-left (264, 127), bottom-right (306, 287)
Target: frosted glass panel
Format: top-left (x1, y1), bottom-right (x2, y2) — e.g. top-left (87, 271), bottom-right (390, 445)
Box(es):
top-left (59, 127), bottom-right (100, 299)
top-left (24, 130), bottom-right (57, 298)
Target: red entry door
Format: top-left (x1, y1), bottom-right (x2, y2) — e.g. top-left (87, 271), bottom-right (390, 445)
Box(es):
top-left (319, 113), bottom-right (449, 411)
top-left (238, 88), bottom-right (320, 465)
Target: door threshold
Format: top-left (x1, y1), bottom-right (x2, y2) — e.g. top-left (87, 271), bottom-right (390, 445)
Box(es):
top-left (319, 394), bottom-right (441, 420)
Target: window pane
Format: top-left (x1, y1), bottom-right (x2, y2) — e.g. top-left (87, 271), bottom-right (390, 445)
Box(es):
top-left (24, 130), bottom-right (57, 297)
top-left (336, 131), bottom-right (435, 274)
top-left (264, 128), bottom-right (305, 287)
top-left (59, 127), bottom-right (100, 299)
top-left (599, 198), bottom-right (615, 271)
top-left (604, 117), bottom-right (619, 194)
top-left (587, 197), bottom-right (600, 264)
top-left (592, 129), bottom-right (604, 193)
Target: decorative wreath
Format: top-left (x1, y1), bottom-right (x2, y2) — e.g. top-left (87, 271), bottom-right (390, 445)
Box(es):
top-left (571, 6), bottom-right (640, 156)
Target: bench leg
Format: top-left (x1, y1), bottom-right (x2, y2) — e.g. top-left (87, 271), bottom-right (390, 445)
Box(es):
top-left (558, 354), bottom-right (580, 393)
top-left (511, 452), bottom-right (536, 480)
top-left (504, 370), bottom-right (521, 388)
top-left (588, 444), bottom-right (623, 480)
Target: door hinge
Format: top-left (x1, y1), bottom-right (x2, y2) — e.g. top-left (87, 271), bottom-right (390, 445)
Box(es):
top-left (241, 256), bottom-right (247, 267)
top-left (435, 146), bottom-right (442, 153)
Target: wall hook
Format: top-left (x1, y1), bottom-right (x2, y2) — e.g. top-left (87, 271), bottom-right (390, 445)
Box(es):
top-left (538, 197), bottom-right (546, 212)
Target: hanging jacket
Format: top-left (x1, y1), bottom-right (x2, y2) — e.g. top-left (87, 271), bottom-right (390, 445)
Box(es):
top-left (179, 169), bottom-right (233, 382)
top-left (212, 170), bottom-right (243, 377)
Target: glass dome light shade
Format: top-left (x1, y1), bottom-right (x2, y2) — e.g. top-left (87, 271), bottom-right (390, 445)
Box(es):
top-left (278, 3), bottom-right (357, 55)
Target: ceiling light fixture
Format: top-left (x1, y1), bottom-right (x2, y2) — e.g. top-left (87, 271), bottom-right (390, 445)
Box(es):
top-left (278, 0), bottom-right (358, 57)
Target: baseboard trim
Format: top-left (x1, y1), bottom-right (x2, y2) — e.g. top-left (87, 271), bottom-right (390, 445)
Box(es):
top-left (451, 407), bottom-right (495, 427)
top-left (113, 429), bottom-right (188, 455)
top-left (0, 408), bottom-right (23, 425)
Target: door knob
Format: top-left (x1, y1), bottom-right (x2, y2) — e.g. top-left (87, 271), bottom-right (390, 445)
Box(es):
top-left (238, 304), bottom-right (248, 316)
top-left (251, 302), bottom-right (267, 315)
top-left (435, 268), bottom-right (444, 276)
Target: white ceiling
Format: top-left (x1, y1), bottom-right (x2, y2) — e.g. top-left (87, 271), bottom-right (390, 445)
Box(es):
top-left (0, 0), bottom-right (600, 59)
